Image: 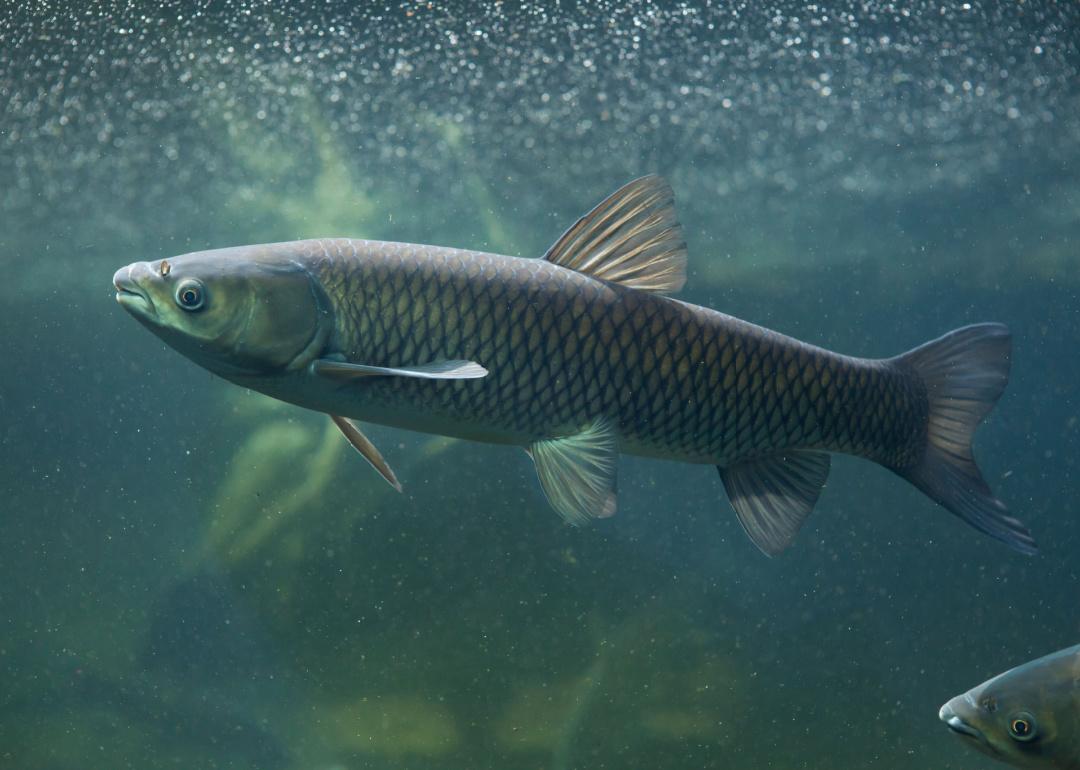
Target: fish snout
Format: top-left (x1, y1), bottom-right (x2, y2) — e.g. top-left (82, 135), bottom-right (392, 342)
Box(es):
top-left (939, 700), bottom-right (955, 723)
top-left (940, 696), bottom-right (993, 748)
top-left (113, 262), bottom-right (156, 317)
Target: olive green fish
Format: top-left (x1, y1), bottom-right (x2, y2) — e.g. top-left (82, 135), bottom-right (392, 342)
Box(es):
top-left (112, 176), bottom-right (1035, 555)
top-left (941, 644), bottom-right (1080, 768)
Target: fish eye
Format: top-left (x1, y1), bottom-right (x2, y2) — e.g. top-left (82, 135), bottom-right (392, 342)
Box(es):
top-left (1007, 712), bottom-right (1038, 742)
top-left (174, 279), bottom-right (205, 311)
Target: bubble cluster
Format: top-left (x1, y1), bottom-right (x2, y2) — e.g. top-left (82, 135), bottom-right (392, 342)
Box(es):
top-left (1, 1), bottom-right (1077, 239)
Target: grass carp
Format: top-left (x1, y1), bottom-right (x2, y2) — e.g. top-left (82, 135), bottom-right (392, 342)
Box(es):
top-left (113, 176), bottom-right (1034, 555)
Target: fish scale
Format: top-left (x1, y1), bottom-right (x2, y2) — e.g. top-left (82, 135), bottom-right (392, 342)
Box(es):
top-left (307, 237), bottom-right (927, 468)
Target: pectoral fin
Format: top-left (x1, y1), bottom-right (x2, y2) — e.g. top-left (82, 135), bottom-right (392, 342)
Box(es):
top-left (529, 419), bottom-right (619, 525)
top-left (313, 358), bottom-right (488, 380)
top-left (329, 414), bottom-right (402, 492)
top-left (718, 451), bottom-right (831, 556)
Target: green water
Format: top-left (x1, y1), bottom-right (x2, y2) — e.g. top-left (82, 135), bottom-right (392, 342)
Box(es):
top-left (2, 3), bottom-right (1079, 768)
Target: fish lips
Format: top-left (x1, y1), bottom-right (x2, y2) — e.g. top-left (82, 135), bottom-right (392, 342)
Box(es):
top-left (940, 700), bottom-right (1000, 756)
top-left (113, 263), bottom-right (156, 318)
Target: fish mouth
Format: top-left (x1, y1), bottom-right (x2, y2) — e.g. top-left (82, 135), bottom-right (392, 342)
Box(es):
top-left (943, 714), bottom-right (982, 739)
top-left (113, 265), bottom-right (155, 317)
top-left (939, 701), bottom-right (997, 754)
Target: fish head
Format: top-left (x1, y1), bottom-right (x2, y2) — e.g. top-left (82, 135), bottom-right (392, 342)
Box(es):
top-left (940, 645), bottom-right (1080, 768)
top-left (113, 245), bottom-right (331, 378)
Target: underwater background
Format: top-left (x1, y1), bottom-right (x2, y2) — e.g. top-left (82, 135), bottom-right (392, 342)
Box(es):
top-left (2, 2), bottom-right (1079, 768)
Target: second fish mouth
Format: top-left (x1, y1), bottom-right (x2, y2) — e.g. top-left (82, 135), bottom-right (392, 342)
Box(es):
top-left (944, 715), bottom-right (983, 740)
top-left (939, 702), bottom-right (995, 752)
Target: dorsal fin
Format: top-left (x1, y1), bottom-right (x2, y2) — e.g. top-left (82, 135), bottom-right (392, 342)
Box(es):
top-left (542, 175), bottom-right (687, 295)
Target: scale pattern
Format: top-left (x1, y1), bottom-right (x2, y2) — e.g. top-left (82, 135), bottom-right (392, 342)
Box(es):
top-left (302, 238), bottom-right (928, 469)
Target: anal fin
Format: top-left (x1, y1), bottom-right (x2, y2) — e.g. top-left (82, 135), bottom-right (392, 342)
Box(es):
top-left (719, 451), bottom-right (831, 556)
top-left (529, 418), bottom-right (619, 525)
top-left (329, 415), bottom-right (402, 492)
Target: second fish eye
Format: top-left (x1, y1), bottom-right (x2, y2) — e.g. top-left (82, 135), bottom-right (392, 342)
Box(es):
top-left (175, 279), bottom-right (205, 311)
top-left (1008, 712), bottom-right (1037, 741)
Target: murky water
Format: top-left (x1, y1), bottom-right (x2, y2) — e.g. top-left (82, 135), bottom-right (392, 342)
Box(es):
top-left (2, 3), bottom-right (1079, 768)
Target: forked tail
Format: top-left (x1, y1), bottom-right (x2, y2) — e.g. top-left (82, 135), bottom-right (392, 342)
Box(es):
top-left (893, 323), bottom-right (1036, 554)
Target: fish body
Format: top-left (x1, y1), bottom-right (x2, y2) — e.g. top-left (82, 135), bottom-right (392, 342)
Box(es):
top-left (244, 237), bottom-right (920, 467)
top-left (113, 176), bottom-right (1035, 554)
top-left (941, 644), bottom-right (1080, 768)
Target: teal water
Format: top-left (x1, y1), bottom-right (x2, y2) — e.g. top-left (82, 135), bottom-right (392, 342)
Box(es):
top-left (2, 3), bottom-right (1079, 768)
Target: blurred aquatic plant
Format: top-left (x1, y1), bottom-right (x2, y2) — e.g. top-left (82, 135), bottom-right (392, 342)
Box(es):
top-left (310, 693), bottom-right (461, 759)
top-left (413, 110), bottom-right (521, 255)
top-left (493, 648), bottom-right (611, 768)
top-left (205, 75), bottom-right (526, 255)
top-left (198, 413), bottom-right (342, 565)
top-left (224, 109), bottom-right (381, 240)
top-left (195, 390), bottom-right (460, 570)
top-left (494, 605), bottom-right (743, 769)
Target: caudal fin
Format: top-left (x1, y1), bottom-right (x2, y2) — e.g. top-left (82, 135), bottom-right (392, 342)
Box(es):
top-left (893, 323), bottom-right (1036, 554)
